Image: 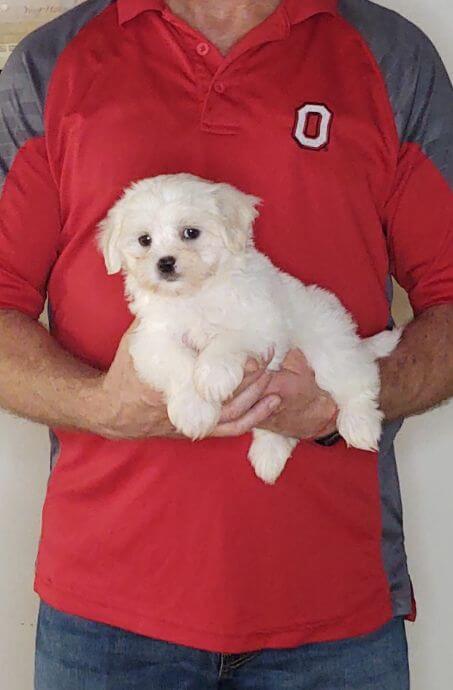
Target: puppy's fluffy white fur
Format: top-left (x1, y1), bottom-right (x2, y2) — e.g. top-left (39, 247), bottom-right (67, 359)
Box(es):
top-left (98, 173), bottom-right (401, 484)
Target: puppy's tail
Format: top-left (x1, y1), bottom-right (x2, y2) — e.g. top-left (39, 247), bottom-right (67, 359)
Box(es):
top-left (363, 327), bottom-right (403, 359)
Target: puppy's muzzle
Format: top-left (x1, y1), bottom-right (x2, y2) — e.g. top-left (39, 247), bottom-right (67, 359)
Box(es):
top-left (157, 255), bottom-right (177, 280)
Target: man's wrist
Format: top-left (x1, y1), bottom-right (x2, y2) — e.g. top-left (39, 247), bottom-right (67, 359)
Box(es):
top-left (314, 429), bottom-right (342, 446)
top-left (310, 394), bottom-right (338, 440)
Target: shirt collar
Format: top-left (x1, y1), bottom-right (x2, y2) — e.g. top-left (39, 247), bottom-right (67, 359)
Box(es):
top-left (117, 0), bottom-right (338, 27)
top-left (284, 0), bottom-right (337, 24)
top-left (117, 0), bottom-right (164, 25)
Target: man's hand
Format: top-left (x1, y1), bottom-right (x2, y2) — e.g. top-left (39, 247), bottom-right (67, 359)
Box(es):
top-left (90, 325), bottom-right (177, 439)
top-left (93, 325), bottom-right (332, 441)
top-left (218, 303), bottom-right (453, 441)
top-left (255, 349), bottom-right (338, 440)
top-left (212, 358), bottom-right (281, 438)
top-left (92, 322), bottom-right (281, 440)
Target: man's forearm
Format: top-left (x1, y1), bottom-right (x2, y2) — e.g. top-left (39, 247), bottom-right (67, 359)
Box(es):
top-left (2, 303), bottom-right (451, 439)
top-left (0, 309), bottom-right (279, 441)
top-left (0, 309), bottom-right (103, 431)
top-left (379, 303), bottom-right (453, 421)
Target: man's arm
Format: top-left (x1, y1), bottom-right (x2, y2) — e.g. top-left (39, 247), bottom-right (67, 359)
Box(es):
top-left (380, 303), bottom-right (453, 421)
top-left (0, 310), bottom-right (104, 433)
top-left (256, 302), bottom-right (453, 441)
top-left (0, 309), bottom-right (281, 439)
top-left (0, 38), bottom-right (280, 442)
top-left (260, 17), bottom-right (453, 440)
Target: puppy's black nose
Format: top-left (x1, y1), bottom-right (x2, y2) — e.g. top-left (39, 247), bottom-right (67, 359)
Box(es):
top-left (157, 256), bottom-right (176, 274)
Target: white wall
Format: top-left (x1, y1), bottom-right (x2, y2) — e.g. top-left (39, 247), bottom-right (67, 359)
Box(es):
top-left (0, 2), bottom-right (452, 689)
top-left (0, 414), bottom-right (48, 690)
top-left (379, 5), bottom-right (453, 690)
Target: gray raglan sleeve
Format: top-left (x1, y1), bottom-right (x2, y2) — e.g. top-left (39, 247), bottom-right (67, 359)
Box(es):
top-left (340, 0), bottom-right (453, 314)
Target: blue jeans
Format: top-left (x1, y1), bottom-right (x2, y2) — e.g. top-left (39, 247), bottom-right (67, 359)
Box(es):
top-left (34, 601), bottom-right (410, 689)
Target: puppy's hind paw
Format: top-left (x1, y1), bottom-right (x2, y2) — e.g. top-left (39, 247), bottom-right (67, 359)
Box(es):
top-left (248, 430), bottom-right (298, 484)
top-left (337, 401), bottom-right (383, 452)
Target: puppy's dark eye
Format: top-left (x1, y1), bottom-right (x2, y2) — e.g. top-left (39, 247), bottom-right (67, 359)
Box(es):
top-left (182, 227), bottom-right (201, 240)
top-left (138, 234), bottom-right (152, 247)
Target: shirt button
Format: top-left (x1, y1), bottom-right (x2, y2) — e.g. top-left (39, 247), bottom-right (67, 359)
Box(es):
top-left (214, 82), bottom-right (226, 94)
top-left (196, 42), bottom-right (210, 56)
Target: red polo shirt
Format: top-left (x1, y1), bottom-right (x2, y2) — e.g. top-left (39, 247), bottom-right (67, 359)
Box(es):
top-left (0, 0), bottom-right (452, 652)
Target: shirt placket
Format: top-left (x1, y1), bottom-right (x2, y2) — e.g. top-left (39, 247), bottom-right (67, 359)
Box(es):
top-left (160, 5), bottom-right (290, 135)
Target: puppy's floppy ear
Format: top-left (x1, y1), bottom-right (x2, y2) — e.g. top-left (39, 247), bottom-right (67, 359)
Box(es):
top-left (213, 183), bottom-right (261, 253)
top-left (97, 204), bottom-right (124, 275)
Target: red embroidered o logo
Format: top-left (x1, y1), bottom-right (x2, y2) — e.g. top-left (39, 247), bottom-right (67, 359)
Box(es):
top-left (293, 104), bottom-right (333, 150)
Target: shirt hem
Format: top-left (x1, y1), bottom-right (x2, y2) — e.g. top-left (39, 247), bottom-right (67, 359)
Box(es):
top-left (35, 574), bottom-right (395, 654)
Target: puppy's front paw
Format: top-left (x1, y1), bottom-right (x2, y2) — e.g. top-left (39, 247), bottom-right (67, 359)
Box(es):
top-left (248, 430), bottom-right (298, 484)
top-left (194, 353), bottom-right (245, 403)
top-left (337, 399), bottom-right (383, 452)
top-left (167, 389), bottom-right (221, 440)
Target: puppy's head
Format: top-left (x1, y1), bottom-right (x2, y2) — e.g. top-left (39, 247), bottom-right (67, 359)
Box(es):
top-left (97, 173), bottom-right (260, 296)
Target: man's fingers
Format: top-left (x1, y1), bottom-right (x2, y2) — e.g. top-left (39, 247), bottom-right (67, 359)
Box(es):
top-left (244, 358), bottom-right (260, 375)
top-left (214, 395), bottom-right (281, 437)
top-left (229, 362), bottom-right (270, 398)
top-left (220, 370), bottom-right (272, 423)
top-left (244, 346), bottom-right (275, 375)
top-left (119, 319), bottom-right (140, 355)
top-left (265, 345), bottom-right (276, 365)
top-left (234, 365), bottom-right (270, 397)
top-left (124, 317), bottom-right (139, 335)
top-left (233, 347), bottom-right (276, 396)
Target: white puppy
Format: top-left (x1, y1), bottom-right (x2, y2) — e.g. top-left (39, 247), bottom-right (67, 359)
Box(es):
top-left (98, 173), bottom-right (401, 484)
